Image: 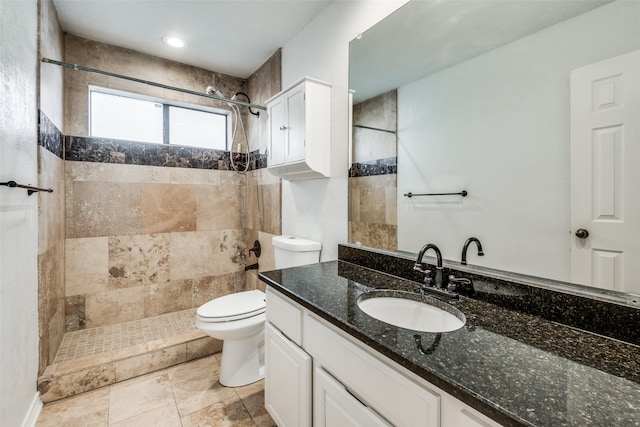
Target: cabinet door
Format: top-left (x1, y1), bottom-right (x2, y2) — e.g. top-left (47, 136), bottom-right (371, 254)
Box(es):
top-left (315, 366), bottom-right (392, 427)
top-left (265, 322), bottom-right (312, 427)
top-left (268, 96), bottom-right (286, 165)
top-left (305, 314), bottom-right (441, 426)
top-left (285, 85), bottom-right (306, 163)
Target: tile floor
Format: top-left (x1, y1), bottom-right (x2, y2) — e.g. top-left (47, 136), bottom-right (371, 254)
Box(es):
top-left (36, 353), bottom-right (276, 427)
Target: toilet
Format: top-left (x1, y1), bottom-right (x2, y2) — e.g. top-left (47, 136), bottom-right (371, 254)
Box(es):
top-left (272, 235), bottom-right (322, 269)
top-left (195, 235), bottom-right (321, 387)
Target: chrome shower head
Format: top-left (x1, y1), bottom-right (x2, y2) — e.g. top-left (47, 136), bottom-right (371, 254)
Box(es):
top-left (205, 85), bottom-right (224, 98)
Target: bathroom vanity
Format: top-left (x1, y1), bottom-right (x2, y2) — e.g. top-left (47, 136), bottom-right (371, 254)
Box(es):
top-left (259, 246), bottom-right (640, 427)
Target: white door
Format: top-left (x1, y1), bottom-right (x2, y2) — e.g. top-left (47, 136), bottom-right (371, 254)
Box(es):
top-left (264, 322), bottom-right (312, 427)
top-left (570, 49), bottom-right (640, 293)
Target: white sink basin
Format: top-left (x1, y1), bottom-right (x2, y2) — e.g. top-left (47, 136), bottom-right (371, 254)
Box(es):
top-left (357, 291), bottom-right (466, 333)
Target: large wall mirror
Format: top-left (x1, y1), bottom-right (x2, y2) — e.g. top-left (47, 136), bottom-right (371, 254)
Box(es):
top-left (349, 0), bottom-right (640, 296)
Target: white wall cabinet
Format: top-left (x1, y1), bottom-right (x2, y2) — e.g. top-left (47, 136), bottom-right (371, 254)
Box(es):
top-left (266, 76), bottom-right (331, 180)
top-left (265, 287), bottom-right (502, 427)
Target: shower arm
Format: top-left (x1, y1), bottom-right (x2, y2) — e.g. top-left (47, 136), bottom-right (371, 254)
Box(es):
top-left (233, 92), bottom-right (260, 117)
top-left (41, 57), bottom-right (266, 112)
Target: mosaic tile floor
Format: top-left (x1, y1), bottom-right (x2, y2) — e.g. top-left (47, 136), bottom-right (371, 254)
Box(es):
top-left (53, 309), bottom-right (198, 364)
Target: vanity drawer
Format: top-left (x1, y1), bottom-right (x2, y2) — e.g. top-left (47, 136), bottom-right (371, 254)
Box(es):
top-left (304, 313), bottom-right (440, 427)
top-left (266, 287), bottom-right (303, 345)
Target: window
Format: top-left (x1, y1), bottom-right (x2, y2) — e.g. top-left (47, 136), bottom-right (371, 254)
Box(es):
top-left (89, 87), bottom-right (229, 150)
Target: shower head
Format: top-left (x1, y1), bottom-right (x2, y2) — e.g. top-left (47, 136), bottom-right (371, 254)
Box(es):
top-left (205, 85), bottom-right (225, 98)
top-left (205, 85), bottom-right (235, 108)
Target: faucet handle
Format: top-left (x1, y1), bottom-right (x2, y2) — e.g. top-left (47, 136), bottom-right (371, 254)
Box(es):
top-left (449, 275), bottom-right (471, 285)
top-left (448, 275), bottom-right (473, 294)
top-left (413, 263), bottom-right (425, 272)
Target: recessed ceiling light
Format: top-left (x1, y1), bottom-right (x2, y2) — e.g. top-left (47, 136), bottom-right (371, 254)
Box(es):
top-left (162, 36), bottom-right (185, 48)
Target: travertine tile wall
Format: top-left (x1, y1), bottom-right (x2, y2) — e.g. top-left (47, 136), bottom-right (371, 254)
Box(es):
top-left (38, 0), bottom-right (66, 375)
top-left (62, 37), bottom-right (278, 329)
top-left (64, 163), bottom-right (249, 329)
top-left (245, 50), bottom-right (282, 289)
top-left (349, 90), bottom-right (398, 251)
top-left (349, 174), bottom-right (397, 251)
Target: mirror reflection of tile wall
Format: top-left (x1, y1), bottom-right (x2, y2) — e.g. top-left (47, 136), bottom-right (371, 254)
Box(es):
top-left (349, 90), bottom-right (397, 251)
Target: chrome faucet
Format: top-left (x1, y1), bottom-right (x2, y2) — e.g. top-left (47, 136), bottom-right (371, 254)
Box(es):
top-left (461, 237), bottom-right (484, 265)
top-left (413, 243), bottom-right (445, 289)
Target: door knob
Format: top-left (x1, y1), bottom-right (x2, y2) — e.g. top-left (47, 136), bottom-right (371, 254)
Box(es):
top-left (575, 229), bottom-right (589, 239)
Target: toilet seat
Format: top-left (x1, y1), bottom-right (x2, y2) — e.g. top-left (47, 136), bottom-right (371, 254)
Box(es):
top-left (197, 290), bottom-right (266, 323)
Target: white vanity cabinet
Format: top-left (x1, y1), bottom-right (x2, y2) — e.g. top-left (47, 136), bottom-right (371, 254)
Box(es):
top-left (265, 77), bottom-right (331, 180)
top-left (264, 287), bottom-right (502, 427)
top-left (314, 366), bottom-right (391, 427)
top-left (264, 291), bottom-right (312, 427)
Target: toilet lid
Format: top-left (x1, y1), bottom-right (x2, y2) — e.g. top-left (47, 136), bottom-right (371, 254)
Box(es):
top-left (197, 290), bottom-right (265, 321)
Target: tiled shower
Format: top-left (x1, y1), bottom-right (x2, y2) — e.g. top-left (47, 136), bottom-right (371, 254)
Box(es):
top-left (37, 0), bottom-right (281, 402)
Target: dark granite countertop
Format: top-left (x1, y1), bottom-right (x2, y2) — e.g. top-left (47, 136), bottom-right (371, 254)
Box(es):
top-left (259, 261), bottom-right (640, 427)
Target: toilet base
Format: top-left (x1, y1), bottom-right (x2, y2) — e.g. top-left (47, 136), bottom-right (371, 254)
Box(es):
top-left (219, 330), bottom-right (265, 387)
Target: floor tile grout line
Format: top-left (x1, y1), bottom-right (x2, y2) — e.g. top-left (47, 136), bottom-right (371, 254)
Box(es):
top-left (165, 369), bottom-right (185, 427)
top-left (236, 389), bottom-right (259, 427)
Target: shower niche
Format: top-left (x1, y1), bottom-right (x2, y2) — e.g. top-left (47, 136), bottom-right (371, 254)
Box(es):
top-left (266, 76), bottom-right (331, 180)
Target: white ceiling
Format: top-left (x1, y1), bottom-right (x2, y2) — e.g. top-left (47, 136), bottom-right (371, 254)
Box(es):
top-left (349, 0), bottom-right (613, 103)
top-left (52, 0), bottom-right (332, 78)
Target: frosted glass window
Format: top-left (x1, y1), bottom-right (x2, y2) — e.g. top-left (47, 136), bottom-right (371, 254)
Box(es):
top-left (90, 92), bottom-right (163, 143)
top-left (169, 106), bottom-right (227, 150)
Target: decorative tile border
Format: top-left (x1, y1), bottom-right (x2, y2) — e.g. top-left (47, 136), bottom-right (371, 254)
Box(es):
top-left (38, 110), bottom-right (64, 159)
top-left (38, 109), bottom-right (268, 171)
top-left (65, 135), bottom-right (267, 171)
top-left (349, 157), bottom-right (397, 177)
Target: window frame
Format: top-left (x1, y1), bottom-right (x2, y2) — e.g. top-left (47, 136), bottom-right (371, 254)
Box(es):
top-left (88, 85), bottom-right (231, 150)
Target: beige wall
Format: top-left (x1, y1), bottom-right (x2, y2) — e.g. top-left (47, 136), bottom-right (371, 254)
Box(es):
top-left (38, 0), bottom-right (66, 375)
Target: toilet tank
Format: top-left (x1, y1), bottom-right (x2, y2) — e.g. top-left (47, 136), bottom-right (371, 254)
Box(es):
top-left (272, 235), bottom-right (321, 269)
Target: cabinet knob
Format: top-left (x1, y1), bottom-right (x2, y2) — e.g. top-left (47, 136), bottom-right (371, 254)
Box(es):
top-left (279, 125), bottom-right (288, 131)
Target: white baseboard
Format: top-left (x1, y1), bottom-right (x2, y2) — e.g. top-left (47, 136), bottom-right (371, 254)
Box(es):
top-left (21, 393), bottom-right (42, 427)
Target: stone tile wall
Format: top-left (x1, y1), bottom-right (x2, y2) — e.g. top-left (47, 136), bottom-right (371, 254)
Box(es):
top-left (64, 163), bottom-right (249, 329)
top-left (349, 174), bottom-right (397, 251)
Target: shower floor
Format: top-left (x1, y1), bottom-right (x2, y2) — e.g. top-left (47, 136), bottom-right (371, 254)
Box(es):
top-left (39, 308), bottom-right (220, 403)
top-left (54, 309), bottom-right (198, 363)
